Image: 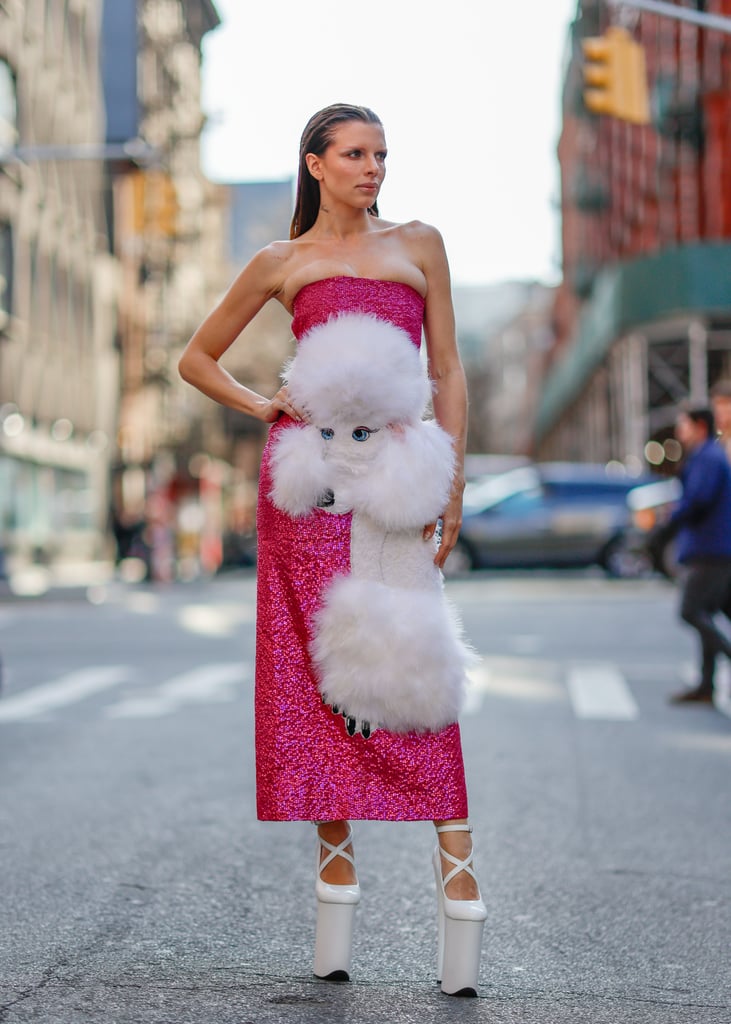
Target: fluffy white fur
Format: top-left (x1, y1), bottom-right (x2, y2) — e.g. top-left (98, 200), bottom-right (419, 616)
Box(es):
top-left (283, 313), bottom-right (430, 426)
top-left (312, 577), bottom-right (472, 734)
top-left (269, 424), bottom-right (332, 517)
top-left (338, 422), bottom-right (455, 530)
top-left (269, 311), bottom-right (472, 734)
top-left (270, 314), bottom-right (455, 525)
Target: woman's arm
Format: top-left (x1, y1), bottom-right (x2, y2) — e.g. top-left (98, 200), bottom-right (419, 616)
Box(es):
top-left (408, 222), bottom-right (468, 568)
top-left (178, 244), bottom-right (303, 423)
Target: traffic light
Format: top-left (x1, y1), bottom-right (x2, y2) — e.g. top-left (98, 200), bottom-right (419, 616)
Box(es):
top-left (582, 26), bottom-right (650, 126)
top-left (130, 171), bottom-right (179, 238)
top-left (149, 172), bottom-right (179, 238)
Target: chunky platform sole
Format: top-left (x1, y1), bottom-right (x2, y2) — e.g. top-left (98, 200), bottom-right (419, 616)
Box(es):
top-left (439, 913), bottom-right (486, 996)
top-left (313, 898), bottom-right (358, 981)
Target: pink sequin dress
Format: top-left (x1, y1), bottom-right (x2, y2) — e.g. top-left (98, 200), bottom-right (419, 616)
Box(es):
top-left (255, 276), bottom-right (469, 821)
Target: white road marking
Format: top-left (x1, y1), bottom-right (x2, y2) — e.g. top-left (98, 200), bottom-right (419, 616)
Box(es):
top-left (0, 666), bottom-right (130, 722)
top-left (566, 664), bottom-right (639, 720)
top-left (463, 658), bottom-right (564, 715)
top-left (105, 663), bottom-right (246, 718)
top-left (177, 603), bottom-right (255, 637)
top-left (123, 592), bottom-right (161, 615)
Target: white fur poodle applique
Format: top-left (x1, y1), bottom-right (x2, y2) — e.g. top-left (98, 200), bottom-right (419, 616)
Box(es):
top-left (269, 312), bottom-right (474, 738)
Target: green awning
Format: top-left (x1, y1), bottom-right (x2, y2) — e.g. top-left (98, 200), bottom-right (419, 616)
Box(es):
top-left (535, 242), bottom-right (731, 440)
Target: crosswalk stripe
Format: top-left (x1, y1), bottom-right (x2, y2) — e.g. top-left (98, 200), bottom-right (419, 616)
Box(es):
top-left (0, 667), bottom-right (130, 722)
top-left (105, 663), bottom-right (245, 719)
top-left (0, 660), bottom-right (663, 724)
top-left (567, 664), bottom-right (639, 720)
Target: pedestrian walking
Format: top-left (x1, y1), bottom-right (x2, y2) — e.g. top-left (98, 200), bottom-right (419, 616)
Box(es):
top-left (178, 104), bottom-right (485, 995)
top-left (710, 380), bottom-right (731, 461)
top-left (647, 405), bottom-right (731, 704)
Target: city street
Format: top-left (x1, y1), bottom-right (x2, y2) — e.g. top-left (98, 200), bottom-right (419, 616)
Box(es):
top-left (0, 571), bottom-right (729, 1024)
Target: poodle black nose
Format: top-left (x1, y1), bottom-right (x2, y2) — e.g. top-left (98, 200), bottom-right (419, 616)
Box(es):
top-left (316, 489), bottom-right (335, 508)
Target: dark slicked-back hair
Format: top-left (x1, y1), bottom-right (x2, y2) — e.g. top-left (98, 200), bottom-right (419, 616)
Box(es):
top-left (711, 380), bottom-right (731, 400)
top-left (290, 104), bottom-right (383, 239)
top-left (682, 404), bottom-right (716, 438)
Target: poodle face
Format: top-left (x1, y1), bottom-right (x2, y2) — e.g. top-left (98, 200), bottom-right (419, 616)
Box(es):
top-left (271, 416), bottom-right (454, 527)
top-left (269, 313), bottom-right (456, 526)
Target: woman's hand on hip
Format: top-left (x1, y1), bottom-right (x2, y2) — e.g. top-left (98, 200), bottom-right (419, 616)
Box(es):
top-left (262, 386), bottom-right (306, 423)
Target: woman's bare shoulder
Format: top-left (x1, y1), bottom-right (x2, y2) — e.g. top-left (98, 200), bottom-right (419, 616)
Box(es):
top-left (394, 221), bottom-right (448, 276)
top-left (253, 238), bottom-right (297, 273)
top-left (233, 239), bottom-right (302, 300)
top-left (398, 219), bottom-right (444, 245)
top-left (374, 217), bottom-right (440, 237)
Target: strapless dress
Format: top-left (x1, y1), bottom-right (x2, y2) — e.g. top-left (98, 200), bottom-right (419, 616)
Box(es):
top-left (254, 277), bottom-right (469, 821)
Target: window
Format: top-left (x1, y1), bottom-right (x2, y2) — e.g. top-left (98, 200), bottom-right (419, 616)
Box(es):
top-left (0, 59), bottom-right (17, 150)
top-left (0, 222), bottom-right (12, 329)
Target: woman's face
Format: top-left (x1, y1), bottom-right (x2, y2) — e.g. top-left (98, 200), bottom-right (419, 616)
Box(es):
top-left (307, 121), bottom-right (387, 210)
top-left (675, 413), bottom-right (704, 450)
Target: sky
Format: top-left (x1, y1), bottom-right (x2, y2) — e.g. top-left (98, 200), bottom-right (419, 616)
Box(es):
top-left (200, 1), bottom-right (578, 288)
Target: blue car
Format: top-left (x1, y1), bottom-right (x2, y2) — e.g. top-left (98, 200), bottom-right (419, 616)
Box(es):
top-left (444, 462), bottom-right (664, 577)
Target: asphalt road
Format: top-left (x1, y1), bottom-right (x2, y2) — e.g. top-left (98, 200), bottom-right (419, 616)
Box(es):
top-left (0, 571), bottom-right (729, 1024)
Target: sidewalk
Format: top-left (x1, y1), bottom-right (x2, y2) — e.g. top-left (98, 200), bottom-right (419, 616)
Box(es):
top-left (0, 560), bottom-right (116, 603)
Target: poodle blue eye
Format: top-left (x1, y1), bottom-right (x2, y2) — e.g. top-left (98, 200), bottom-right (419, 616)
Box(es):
top-left (321, 428), bottom-right (334, 440)
top-left (352, 427), bottom-right (372, 442)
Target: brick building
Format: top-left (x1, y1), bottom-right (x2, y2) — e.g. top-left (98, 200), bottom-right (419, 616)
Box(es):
top-left (536, 0), bottom-right (731, 468)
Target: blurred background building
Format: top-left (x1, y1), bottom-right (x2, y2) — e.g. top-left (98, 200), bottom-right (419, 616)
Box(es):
top-left (0, 0), bottom-right (296, 584)
top-left (106, 2), bottom-right (295, 583)
top-left (535, 0), bottom-right (731, 469)
top-left (0, 0), bottom-right (119, 581)
top-left (104, 0), bottom-right (223, 582)
top-left (453, 282), bottom-right (555, 459)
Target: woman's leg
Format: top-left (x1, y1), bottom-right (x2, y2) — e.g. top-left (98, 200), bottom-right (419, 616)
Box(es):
top-left (433, 818), bottom-right (480, 899)
top-left (315, 819), bottom-right (358, 884)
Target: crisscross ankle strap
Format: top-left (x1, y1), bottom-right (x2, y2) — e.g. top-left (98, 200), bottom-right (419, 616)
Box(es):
top-left (316, 826), bottom-right (355, 876)
top-left (435, 824), bottom-right (477, 888)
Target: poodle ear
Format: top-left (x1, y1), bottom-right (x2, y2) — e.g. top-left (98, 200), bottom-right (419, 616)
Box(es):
top-left (269, 425), bottom-right (332, 516)
top-left (349, 421), bottom-right (456, 529)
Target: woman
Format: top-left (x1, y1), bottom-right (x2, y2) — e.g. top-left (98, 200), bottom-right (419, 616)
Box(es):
top-left (179, 103), bottom-right (486, 996)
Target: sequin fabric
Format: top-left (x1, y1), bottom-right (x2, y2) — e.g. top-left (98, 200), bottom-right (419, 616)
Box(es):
top-left (255, 277), bottom-right (469, 821)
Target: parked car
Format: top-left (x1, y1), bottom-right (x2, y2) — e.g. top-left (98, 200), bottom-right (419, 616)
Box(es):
top-left (444, 462), bottom-right (665, 578)
top-left (623, 476), bottom-right (682, 578)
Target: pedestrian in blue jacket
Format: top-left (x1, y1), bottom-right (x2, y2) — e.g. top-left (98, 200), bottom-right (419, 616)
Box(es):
top-left (647, 405), bottom-right (731, 703)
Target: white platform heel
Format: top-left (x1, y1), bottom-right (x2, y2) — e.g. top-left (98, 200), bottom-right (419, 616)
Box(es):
top-left (313, 823), bottom-right (360, 981)
top-left (433, 823), bottom-right (487, 997)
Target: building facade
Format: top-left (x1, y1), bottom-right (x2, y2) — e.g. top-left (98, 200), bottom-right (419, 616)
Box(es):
top-left (452, 282), bottom-right (555, 458)
top-left (212, 181), bottom-right (295, 566)
top-left (0, 0), bottom-right (119, 578)
top-left (536, 0), bottom-right (731, 468)
top-left (105, 0), bottom-right (225, 580)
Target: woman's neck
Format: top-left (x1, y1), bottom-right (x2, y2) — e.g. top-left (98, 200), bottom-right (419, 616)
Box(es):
top-left (309, 204), bottom-right (376, 242)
